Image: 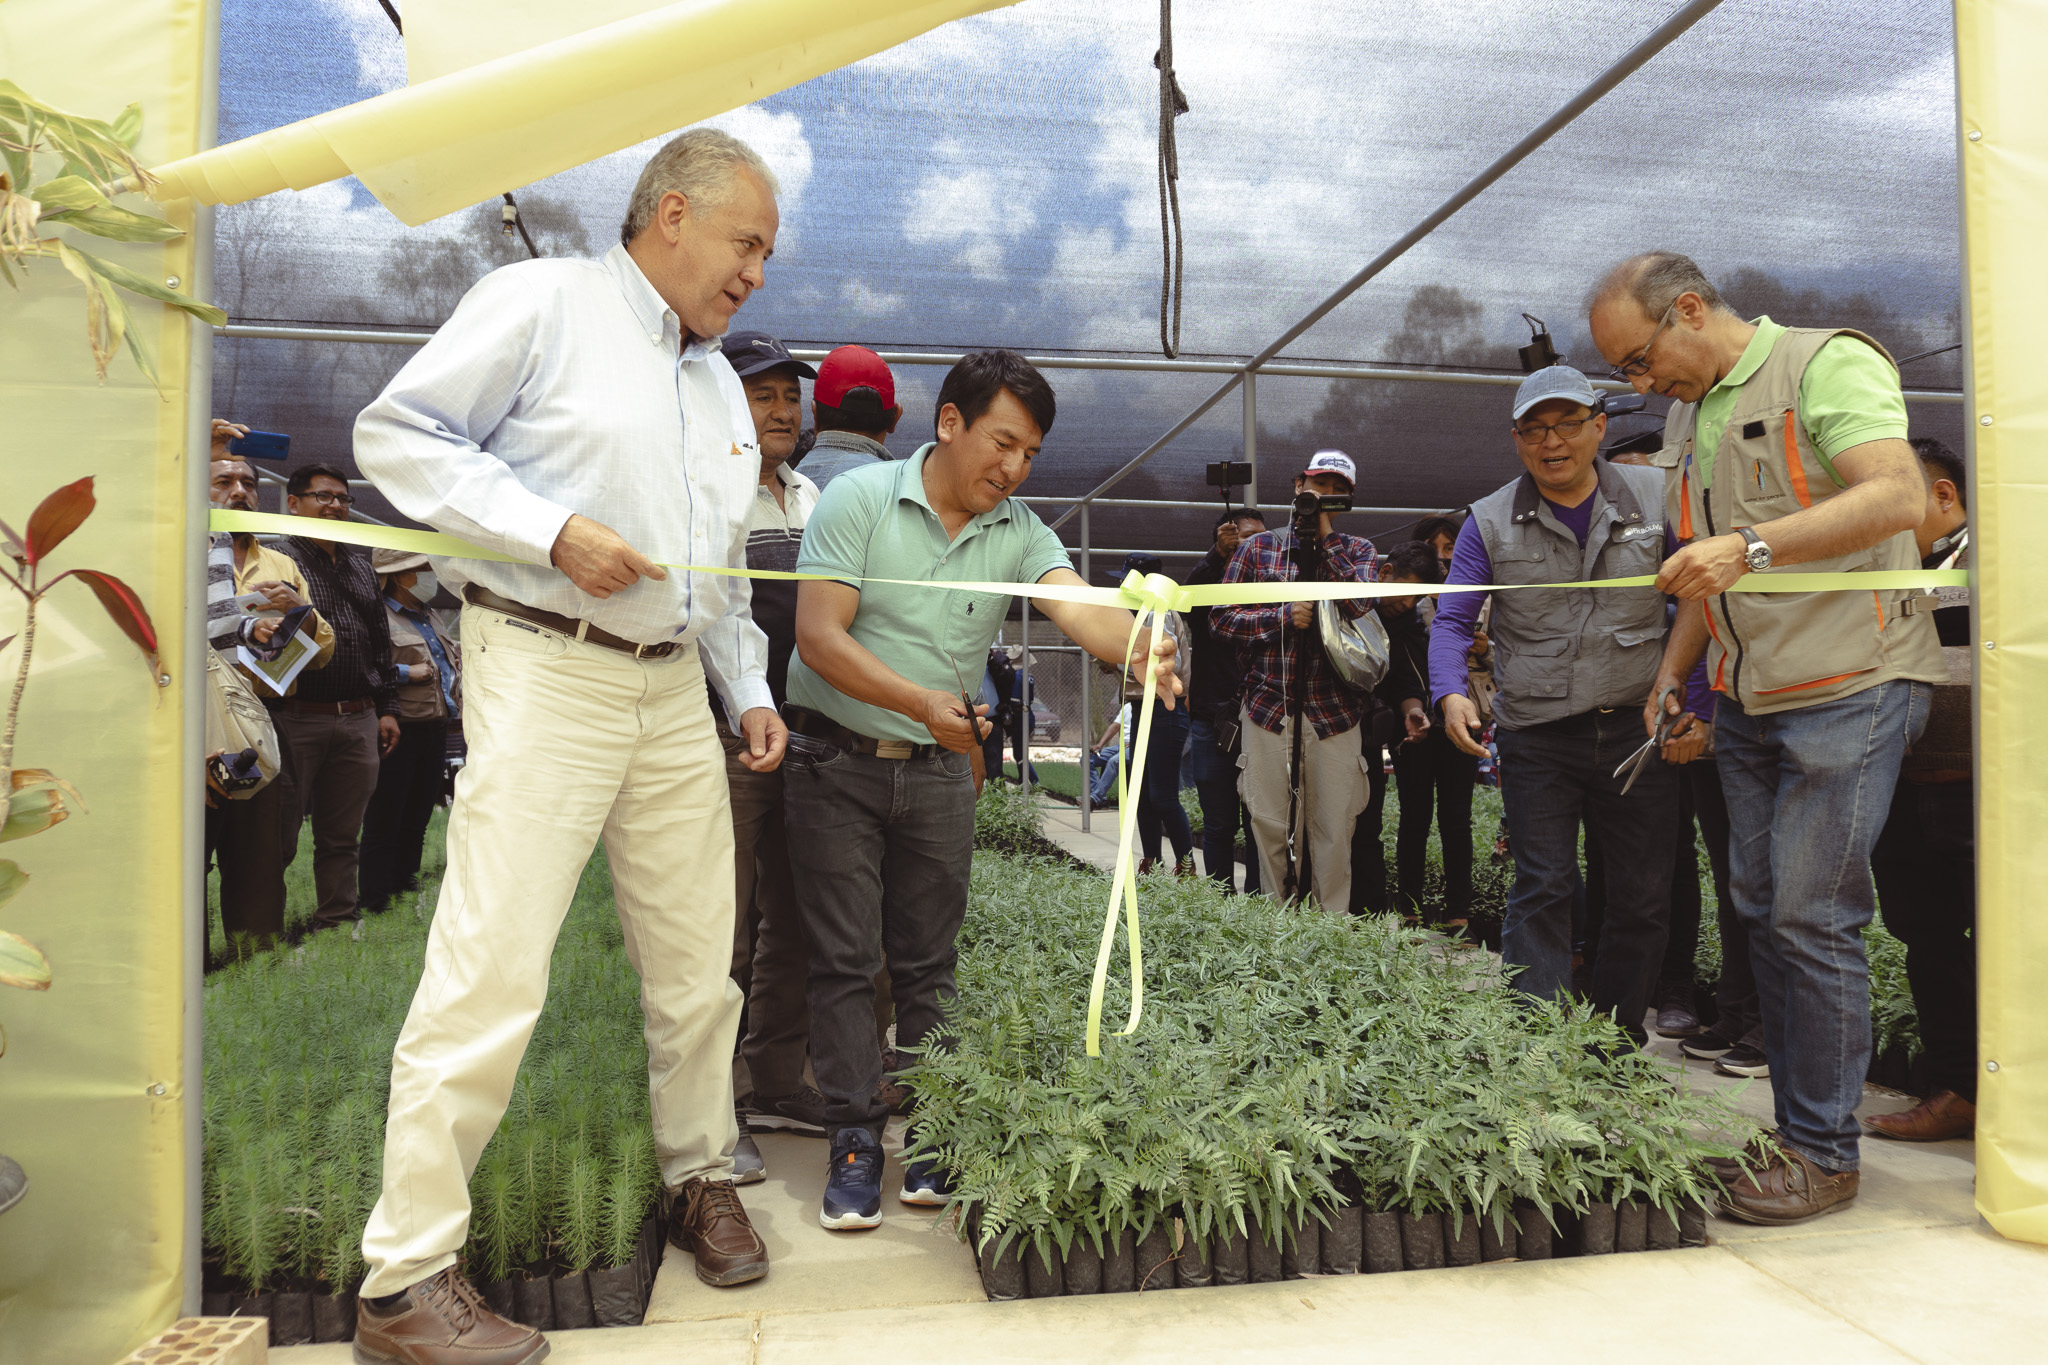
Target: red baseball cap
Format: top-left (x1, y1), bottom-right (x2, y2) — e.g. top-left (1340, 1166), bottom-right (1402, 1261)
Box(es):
top-left (815, 345), bottom-right (896, 413)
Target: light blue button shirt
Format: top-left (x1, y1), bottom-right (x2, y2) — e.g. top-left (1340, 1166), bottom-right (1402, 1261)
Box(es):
top-left (355, 243), bottom-right (771, 720)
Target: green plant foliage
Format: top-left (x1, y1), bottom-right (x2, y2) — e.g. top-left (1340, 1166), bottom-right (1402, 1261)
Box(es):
top-left (973, 779), bottom-right (1045, 857)
top-left (906, 858), bottom-right (1755, 1262)
top-left (202, 812), bottom-right (659, 1291)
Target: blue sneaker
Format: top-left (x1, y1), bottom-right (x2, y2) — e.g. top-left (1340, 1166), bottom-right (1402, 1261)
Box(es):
top-left (820, 1128), bottom-right (883, 1230)
top-left (898, 1154), bottom-right (953, 1207)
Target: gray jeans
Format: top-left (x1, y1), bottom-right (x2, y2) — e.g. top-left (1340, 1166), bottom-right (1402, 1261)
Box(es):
top-left (275, 708), bottom-right (381, 930)
top-left (783, 737), bottom-right (976, 1140)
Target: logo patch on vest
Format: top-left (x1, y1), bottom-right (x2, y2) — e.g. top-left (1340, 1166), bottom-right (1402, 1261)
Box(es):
top-left (1741, 420), bottom-right (1766, 440)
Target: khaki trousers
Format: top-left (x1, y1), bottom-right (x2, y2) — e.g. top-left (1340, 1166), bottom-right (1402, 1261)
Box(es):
top-left (1238, 707), bottom-right (1365, 912)
top-left (360, 606), bottom-right (741, 1296)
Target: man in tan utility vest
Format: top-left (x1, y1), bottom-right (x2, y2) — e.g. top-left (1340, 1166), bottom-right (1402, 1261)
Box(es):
top-left (1589, 252), bottom-right (1943, 1228)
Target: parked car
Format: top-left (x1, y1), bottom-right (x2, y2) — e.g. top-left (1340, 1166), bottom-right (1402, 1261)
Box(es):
top-left (1029, 700), bottom-right (1061, 742)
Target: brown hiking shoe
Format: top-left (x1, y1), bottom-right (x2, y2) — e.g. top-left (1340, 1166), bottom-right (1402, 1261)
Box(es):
top-left (1862, 1089), bottom-right (1975, 1143)
top-left (668, 1177), bottom-right (770, 1287)
top-left (1703, 1130), bottom-right (1780, 1185)
top-left (353, 1266), bottom-right (546, 1365)
top-left (1717, 1145), bottom-right (1859, 1226)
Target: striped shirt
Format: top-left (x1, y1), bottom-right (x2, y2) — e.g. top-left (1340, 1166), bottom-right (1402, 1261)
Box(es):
top-left (354, 242), bottom-right (773, 722)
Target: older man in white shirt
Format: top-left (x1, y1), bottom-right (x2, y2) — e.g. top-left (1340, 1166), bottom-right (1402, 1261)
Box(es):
top-left (351, 129), bottom-right (787, 1365)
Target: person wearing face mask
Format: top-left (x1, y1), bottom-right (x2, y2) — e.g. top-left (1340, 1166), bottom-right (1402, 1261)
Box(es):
top-left (358, 549), bottom-right (461, 919)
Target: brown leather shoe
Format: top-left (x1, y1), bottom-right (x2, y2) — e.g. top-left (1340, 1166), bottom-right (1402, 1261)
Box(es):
top-left (1862, 1090), bottom-right (1975, 1143)
top-left (1703, 1130), bottom-right (1779, 1185)
top-left (668, 1177), bottom-right (770, 1287)
top-left (353, 1266), bottom-right (546, 1365)
top-left (1717, 1145), bottom-right (1859, 1226)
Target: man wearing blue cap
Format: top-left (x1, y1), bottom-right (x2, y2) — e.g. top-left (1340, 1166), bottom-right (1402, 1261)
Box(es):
top-left (1430, 367), bottom-right (1697, 1042)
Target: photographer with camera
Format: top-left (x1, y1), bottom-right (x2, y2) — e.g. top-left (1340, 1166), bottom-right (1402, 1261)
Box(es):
top-left (1212, 452), bottom-right (1380, 912)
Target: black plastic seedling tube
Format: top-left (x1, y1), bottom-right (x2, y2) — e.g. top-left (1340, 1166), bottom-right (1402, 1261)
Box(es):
top-left (1514, 1202), bottom-right (1552, 1261)
top-left (1363, 1211), bottom-right (1403, 1273)
top-left (1212, 1223), bottom-right (1249, 1285)
top-left (1443, 1211), bottom-right (1481, 1267)
top-left (1249, 1217), bottom-right (1284, 1283)
top-left (1399, 1211), bottom-right (1445, 1270)
top-left (1281, 1214), bottom-right (1320, 1280)
top-left (1063, 1238), bottom-right (1104, 1294)
top-left (978, 1230), bottom-right (1027, 1302)
top-left (312, 1290), bottom-right (355, 1343)
top-left (271, 1292), bottom-right (313, 1346)
top-left (1105, 1228), bottom-right (1136, 1292)
top-left (1646, 1204), bottom-right (1680, 1251)
top-left (1323, 1206), bottom-right (1363, 1275)
top-left (483, 1279), bottom-right (517, 1322)
top-left (1480, 1209), bottom-right (1515, 1262)
top-left (1026, 1240), bottom-right (1064, 1298)
top-left (1136, 1225), bottom-right (1178, 1290)
top-left (1677, 1199), bottom-right (1709, 1248)
top-left (1179, 1222), bottom-right (1214, 1288)
top-left (588, 1263), bottom-right (644, 1327)
top-left (1616, 1200), bottom-right (1647, 1253)
top-left (1578, 1200), bottom-right (1616, 1256)
top-left (513, 1276), bottom-right (554, 1330)
top-left (552, 1272), bottom-right (595, 1330)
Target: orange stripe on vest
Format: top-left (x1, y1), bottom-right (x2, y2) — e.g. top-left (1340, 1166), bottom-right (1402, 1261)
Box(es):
top-left (1783, 409), bottom-right (1813, 509)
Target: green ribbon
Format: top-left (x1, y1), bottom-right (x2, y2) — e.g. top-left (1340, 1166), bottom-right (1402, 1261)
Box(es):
top-left (213, 508), bottom-right (1967, 1054)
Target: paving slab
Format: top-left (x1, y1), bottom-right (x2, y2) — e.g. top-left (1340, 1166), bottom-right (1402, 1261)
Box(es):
top-left (753, 1245), bottom-right (1916, 1365)
top-left (273, 1314), bottom-right (757, 1363)
top-left (646, 1127), bottom-right (984, 1322)
top-left (1724, 1222), bottom-right (2048, 1365)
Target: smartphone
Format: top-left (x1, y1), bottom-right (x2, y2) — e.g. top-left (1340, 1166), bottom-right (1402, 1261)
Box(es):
top-left (227, 430), bottom-right (291, 462)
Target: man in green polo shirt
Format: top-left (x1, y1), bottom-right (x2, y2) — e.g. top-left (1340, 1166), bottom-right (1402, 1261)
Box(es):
top-left (783, 349), bottom-right (1180, 1233)
top-left (1588, 251), bottom-right (1942, 1227)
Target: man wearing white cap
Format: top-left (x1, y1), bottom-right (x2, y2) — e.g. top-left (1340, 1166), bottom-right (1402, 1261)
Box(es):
top-left (1212, 451), bottom-right (1381, 911)
top-left (1430, 367), bottom-right (1696, 1041)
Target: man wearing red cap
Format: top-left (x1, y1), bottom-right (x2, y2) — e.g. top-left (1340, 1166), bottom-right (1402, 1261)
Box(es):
top-left (800, 344), bottom-right (904, 491)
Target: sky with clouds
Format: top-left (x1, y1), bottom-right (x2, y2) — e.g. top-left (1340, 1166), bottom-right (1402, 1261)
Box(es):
top-left (214, 0), bottom-right (1964, 534)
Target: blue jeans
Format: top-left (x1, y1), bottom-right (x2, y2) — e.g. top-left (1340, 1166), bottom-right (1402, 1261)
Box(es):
top-left (1135, 701), bottom-right (1194, 865)
top-left (1716, 679), bottom-right (1931, 1172)
top-left (1496, 708), bottom-right (1679, 1037)
top-left (1189, 716), bottom-right (1258, 892)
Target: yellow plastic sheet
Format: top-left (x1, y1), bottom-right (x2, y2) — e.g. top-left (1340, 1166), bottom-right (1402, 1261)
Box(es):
top-left (1957, 0), bottom-right (2048, 1247)
top-left (143, 0), bottom-right (1014, 226)
top-left (0, 0), bottom-right (207, 1358)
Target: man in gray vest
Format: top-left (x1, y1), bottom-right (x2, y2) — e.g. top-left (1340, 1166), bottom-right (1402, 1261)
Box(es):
top-left (1589, 251), bottom-right (1943, 1227)
top-left (1432, 366), bottom-right (1693, 1042)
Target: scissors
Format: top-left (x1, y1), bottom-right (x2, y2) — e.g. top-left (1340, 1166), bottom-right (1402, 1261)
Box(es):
top-left (1613, 685), bottom-right (1691, 795)
top-left (949, 657), bottom-right (987, 739)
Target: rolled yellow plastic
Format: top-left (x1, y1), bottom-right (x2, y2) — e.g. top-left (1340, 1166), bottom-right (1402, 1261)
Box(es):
top-left (145, 0), bottom-right (1013, 226)
top-left (1958, 0), bottom-right (2048, 1247)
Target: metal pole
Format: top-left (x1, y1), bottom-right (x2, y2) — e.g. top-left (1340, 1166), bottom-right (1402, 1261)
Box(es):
top-left (1019, 597), bottom-right (1032, 796)
top-left (1079, 504), bottom-right (1092, 833)
top-left (1049, 0), bottom-right (1730, 531)
top-left (1243, 370), bottom-right (1258, 512)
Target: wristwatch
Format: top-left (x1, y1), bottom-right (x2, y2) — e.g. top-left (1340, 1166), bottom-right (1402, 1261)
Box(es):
top-left (1736, 527), bottom-right (1772, 572)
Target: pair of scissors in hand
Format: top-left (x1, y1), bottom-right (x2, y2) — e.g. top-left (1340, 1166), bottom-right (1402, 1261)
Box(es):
top-left (1613, 685), bottom-right (1691, 795)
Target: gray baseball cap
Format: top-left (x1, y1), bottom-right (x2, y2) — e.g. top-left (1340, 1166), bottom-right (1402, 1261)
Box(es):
top-left (1512, 365), bottom-right (1601, 420)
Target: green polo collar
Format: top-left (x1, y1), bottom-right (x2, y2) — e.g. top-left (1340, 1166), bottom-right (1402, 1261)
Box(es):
top-left (1710, 315), bottom-right (1785, 398)
top-left (897, 442), bottom-right (1019, 536)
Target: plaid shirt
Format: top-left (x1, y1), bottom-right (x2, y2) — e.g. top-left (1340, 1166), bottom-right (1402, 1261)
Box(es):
top-left (283, 535), bottom-right (401, 715)
top-left (1210, 528), bottom-right (1379, 738)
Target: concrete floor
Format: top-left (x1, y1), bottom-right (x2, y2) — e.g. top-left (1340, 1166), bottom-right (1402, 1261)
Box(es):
top-left (273, 795), bottom-right (2048, 1361)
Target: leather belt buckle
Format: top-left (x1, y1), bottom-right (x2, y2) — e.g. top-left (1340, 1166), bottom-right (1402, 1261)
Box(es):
top-left (874, 739), bottom-right (916, 760)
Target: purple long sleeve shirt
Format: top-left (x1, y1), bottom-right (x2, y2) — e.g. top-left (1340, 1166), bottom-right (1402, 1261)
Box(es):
top-left (1428, 495), bottom-right (1710, 718)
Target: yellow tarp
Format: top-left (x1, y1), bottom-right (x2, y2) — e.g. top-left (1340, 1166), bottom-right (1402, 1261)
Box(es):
top-left (1958, 0), bottom-right (2048, 1246)
top-left (143, 0), bottom-right (1014, 226)
top-left (0, 0), bottom-right (206, 1358)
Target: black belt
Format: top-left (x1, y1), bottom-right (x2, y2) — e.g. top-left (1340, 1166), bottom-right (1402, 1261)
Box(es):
top-left (464, 584), bottom-right (679, 658)
top-left (782, 705), bottom-right (944, 760)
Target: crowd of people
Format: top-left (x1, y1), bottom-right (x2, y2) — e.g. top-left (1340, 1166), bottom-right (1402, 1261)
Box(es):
top-left (192, 128), bottom-right (1977, 1365)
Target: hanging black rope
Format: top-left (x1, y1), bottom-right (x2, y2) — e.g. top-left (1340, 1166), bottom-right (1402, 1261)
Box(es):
top-left (1154, 1), bottom-right (1190, 359)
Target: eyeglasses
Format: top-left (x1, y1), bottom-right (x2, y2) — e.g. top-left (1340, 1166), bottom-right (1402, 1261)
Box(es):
top-left (1607, 305), bottom-right (1675, 381)
top-left (299, 490), bottom-right (355, 507)
top-left (1513, 417), bottom-right (1594, 444)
